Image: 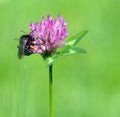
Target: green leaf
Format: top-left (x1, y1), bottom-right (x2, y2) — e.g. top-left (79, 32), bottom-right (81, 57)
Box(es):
top-left (44, 46), bottom-right (86, 67)
top-left (57, 45), bottom-right (71, 53)
top-left (44, 30), bottom-right (88, 67)
top-left (66, 30), bottom-right (88, 46)
top-left (59, 47), bottom-right (87, 56)
top-left (44, 55), bottom-right (58, 67)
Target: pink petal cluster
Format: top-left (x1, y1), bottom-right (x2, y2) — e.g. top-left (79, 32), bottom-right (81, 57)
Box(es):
top-left (29, 14), bottom-right (68, 56)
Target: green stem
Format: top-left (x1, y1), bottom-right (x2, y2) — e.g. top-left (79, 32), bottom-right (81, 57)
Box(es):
top-left (49, 65), bottom-right (54, 117)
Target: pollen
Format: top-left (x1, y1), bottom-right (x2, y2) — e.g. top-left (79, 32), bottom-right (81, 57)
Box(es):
top-left (30, 45), bottom-right (37, 51)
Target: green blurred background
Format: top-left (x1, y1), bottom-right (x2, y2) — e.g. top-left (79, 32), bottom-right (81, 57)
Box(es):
top-left (0, 0), bottom-right (119, 117)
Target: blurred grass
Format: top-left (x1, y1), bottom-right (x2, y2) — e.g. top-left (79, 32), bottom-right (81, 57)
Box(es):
top-left (0, 0), bottom-right (119, 117)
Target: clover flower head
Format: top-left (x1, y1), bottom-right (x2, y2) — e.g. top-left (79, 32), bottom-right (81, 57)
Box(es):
top-left (29, 14), bottom-right (68, 58)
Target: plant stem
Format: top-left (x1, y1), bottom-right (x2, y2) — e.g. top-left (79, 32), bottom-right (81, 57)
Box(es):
top-left (49, 65), bottom-right (54, 117)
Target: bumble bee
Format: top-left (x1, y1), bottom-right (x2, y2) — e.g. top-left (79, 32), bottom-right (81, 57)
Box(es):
top-left (17, 35), bottom-right (35, 59)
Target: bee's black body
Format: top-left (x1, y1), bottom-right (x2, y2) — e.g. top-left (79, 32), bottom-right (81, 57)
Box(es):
top-left (18, 35), bottom-right (34, 59)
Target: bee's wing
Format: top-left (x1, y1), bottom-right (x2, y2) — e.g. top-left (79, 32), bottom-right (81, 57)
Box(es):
top-left (17, 37), bottom-right (28, 59)
top-left (18, 45), bottom-right (24, 59)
